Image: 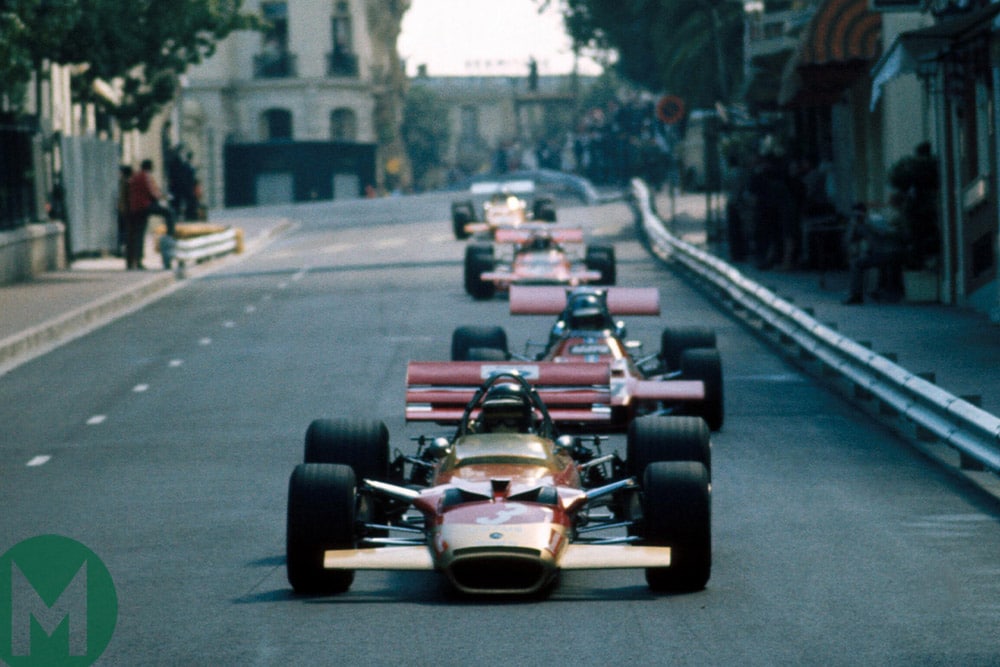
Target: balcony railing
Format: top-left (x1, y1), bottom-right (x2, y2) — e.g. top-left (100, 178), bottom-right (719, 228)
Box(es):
top-left (254, 51), bottom-right (298, 79)
top-left (326, 50), bottom-right (359, 78)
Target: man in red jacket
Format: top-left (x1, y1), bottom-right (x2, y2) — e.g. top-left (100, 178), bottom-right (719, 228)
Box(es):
top-left (127, 159), bottom-right (174, 270)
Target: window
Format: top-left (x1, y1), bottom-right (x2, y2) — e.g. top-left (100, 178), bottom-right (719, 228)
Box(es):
top-left (328, 1), bottom-right (358, 76)
top-left (255, 1), bottom-right (295, 78)
top-left (330, 108), bottom-right (357, 142)
top-left (263, 109), bottom-right (293, 141)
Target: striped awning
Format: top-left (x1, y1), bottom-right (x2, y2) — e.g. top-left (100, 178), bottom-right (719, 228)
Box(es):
top-left (780, 0), bottom-right (882, 106)
top-left (799, 0), bottom-right (882, 65)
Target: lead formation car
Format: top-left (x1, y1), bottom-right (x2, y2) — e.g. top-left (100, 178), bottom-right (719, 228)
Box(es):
top-left (464, 226), bottom-right (615, 299)
top-left (452, 180), bottom-right (557, 240)
top-left (449, 286), bottom-right (724, 431)
top-left (287, 371), bottom-right (711, 597)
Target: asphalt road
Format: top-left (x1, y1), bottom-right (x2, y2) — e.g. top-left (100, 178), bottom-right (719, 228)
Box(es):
top-left (2, 193), bottom-right (999, 666)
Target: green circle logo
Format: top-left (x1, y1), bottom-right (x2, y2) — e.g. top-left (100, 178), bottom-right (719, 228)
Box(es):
top-left (0, 535), bottom-right (117, 666)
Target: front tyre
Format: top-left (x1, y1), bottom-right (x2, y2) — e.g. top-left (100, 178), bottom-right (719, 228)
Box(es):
top-left (642, 461), bottom-right (711, 593)
top-left (286, 463), bottom-right (357, 595)
top-left (451, 326), bottom-right (509, 361)
top-left (464, 244), bottom-right (496, 300)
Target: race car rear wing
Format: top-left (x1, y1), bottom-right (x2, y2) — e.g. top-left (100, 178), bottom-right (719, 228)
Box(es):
top-left (509, 286), bottom-right (661, 316)
top-left (405, 361), bottom-right (614, 424)
top-left (494, 227), bottom-right (584, 245)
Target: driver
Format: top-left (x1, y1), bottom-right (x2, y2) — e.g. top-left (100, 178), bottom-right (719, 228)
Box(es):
top-left (475, 383), bottom-right (535, 433)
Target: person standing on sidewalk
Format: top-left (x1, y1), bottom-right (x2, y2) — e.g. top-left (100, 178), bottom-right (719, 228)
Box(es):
top-left (126, 159), bottom-right (173, 270)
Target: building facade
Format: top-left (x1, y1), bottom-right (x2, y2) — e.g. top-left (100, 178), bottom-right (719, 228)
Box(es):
top-left (178, 0), bottom-right (408, 207)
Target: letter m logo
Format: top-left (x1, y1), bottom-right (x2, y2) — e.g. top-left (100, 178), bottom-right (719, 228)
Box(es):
top-left (10, 560), bottom-right (88, 656)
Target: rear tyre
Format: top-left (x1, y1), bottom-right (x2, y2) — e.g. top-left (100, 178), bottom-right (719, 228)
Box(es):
top-left (451, 326), bottom-right (509, 361)
top-left (659, 326), bottom-right (716, 370)
top-left (532, 198), bottom-right (557, 222)
top-left (286, 463), bottom-right (357, 595)
top-left (679, 348), bottom-right (724, 432)
top-left (451, 201), bottom-right (474, 239)
top-left (585, 244), bottom-right (616, 285)
top-left (627, 415), bottom-right (711, 479)
top-left (304, 418), bottom-right (389, 480)
top-left (642, 461), bottom-right (711, 593)
top-left (464, 244), bottom-right (495, 299)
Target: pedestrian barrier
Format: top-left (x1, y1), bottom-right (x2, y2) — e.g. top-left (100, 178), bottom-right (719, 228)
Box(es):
top-left (165, 226), bottom-right (240, 278)
top-left (630, 178), bottom-right (1000, 475)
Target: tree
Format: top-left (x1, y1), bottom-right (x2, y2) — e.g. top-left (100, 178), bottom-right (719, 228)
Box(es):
top-left (0, 0), bottom-right (258, 130)
top-left (401, 84), bottom-right (452, 190)
top-left (542, 0), bottom-right (743, 108)
top-left (0, 0), bottom-right (82, 109)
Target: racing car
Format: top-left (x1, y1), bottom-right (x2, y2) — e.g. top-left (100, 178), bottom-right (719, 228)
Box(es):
top-left (464, 226), bottom-right (615, 299)
top-left (452, 180), bottom-right (557, 240)
top-left (448, 285), bottom-right (723, 431)
top-left (287, 370), bottom-right (711, 597)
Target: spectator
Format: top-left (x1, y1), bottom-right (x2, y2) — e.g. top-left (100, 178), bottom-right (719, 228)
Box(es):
top-left (127, 159), bottom-right (173, 271)
top-left (843, 204), bottom-right (906, 304)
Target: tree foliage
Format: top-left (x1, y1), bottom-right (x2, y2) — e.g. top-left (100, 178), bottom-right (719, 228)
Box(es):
top-left (542, 0), bottom-right (744, 108)
top-left (0, 0), bottom-right (259, 130)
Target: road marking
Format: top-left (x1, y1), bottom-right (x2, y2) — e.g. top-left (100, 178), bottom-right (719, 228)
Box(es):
top-left (223, 321), bottom-right (235, 328)
top-left (291, 268), bottom-right (308, 282)
top-left (278, 282), bottom-right (289, 289)
top-left (27, 455), bottom-right (51, 467)
top-left (169, 359), bottom-right (184, 367)
top-left (86, 415), bottom-right (106, 425)
top-left (245, 305), bottom-right (257, 313)
top-left (374, 238), bottom-right (407, 249)
top-left (133, 384), bottom-right (149, 393)
top-left (320, 243), bottom-right (353, 254)
top-left (199, 337), bottom-right (212, 346)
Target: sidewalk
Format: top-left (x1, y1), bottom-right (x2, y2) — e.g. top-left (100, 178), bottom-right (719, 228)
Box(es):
top-left (0, 215), bottom-right (291, 376)
top-left (655, 190), bottom-right (1000, 417)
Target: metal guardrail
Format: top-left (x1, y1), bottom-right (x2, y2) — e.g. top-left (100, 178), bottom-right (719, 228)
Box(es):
top-left (630, 178), bottom-right (1000, 474)
top-left (167, 227), bottom-right (239, 278)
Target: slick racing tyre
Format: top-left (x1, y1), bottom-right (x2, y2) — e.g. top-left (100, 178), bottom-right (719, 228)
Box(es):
top-left (627, 415), bottom-right (711, 479)
top-left (532, 198), bottom-right (557, 222)
top-left (451, 326), bottom-right (509, 361)
top-left (451, 200), bottom-right (475, 239)
top-left (585, 244), bottom-right (616, 285)
top-left (659, 326), bottom-right (716, 371)
top-left (679, 348), bottom-right (724, 432)
top-left (286, 463), bottom-right (357, 595)
top-left (642, 461), bottom-right (711, 593)
top-left (304, 418), bottom-right (390, 481)
top-left (464, 244), bottom-right (496, 300)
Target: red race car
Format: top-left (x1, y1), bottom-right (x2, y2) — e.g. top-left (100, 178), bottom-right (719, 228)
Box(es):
top-left (464, 226), bottom-right (615, 299)
top-left (449, 285), bottom-right (724, 431)
top-left (287, 370), bottom-right (711, 597)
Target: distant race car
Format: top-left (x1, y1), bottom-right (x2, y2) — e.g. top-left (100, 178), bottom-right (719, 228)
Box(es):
top-left (448, 285), bottom-right (724, 431)
top-left (451, 180), bottom-right (557, 240)
top-left (464, 226), bottom-right (615, 299)
top-left (287, 370), bottom-right (711, 597)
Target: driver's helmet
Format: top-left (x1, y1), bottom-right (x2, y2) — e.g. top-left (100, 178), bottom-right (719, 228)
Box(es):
top-left (567, 294), bottom-right (610, 330)
top-left (476, 383), bottom-right (535, 433)
top-left (528, 234), bottom-right (554, 251)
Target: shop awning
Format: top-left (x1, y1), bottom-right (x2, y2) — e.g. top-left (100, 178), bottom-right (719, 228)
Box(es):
top-left (869, 2), bottom-right (1000, 109)
top-left (779, 0), bottom-right (882, 106)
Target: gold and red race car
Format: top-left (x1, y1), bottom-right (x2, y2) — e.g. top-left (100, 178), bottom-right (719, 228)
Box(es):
top-left (451, 180), bottom-right (557, 240)
top-left (287, 371), bottom-right (711, 597)
top-left (464, 226), bottom-right (615, 299)
top-left (448, 286), bottom-right (724, 431)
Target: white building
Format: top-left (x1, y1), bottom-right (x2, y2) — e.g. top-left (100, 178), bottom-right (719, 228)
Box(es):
top-left (178, 0), bottom-right (406, 207)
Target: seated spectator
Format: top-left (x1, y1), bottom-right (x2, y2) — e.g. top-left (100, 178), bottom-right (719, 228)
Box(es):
top-left (843, 204), bottom-right (906, 304)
